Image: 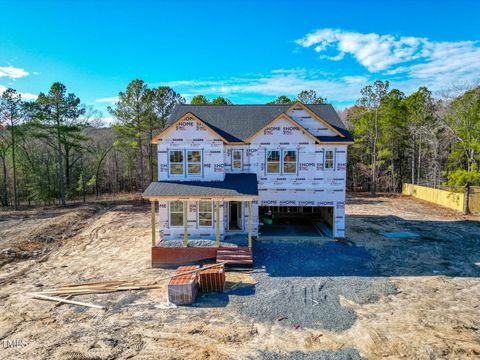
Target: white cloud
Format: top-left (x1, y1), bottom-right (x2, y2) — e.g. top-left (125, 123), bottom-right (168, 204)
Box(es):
top-left (160, 30), bottom-right (480, 107)
top-left (296, 29), bottom-right (427, 72)
top-left (81, 30), bottom-right (480, 109)
top-left (0, 65), bottom-right (36, 100)
top-left (96, 96), bottom-right (119, 103)
top-left (0, 66), bottom-right (29, 79)
top-left (342, 75), bottom-right (369, 85)
top-left (20, 92), bottom-right (38, 100)
top-left (0, 84), bottom-right (37, 100)
top-left (163, 69), bottom-right (368, 104)
top-left (295, 29), bottom-right (480, 90)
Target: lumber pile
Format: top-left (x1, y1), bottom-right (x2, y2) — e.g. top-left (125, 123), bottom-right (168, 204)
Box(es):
top-left (31, 279), bottom-right (158, 297)
top-left (28, 262), bottom-right (225, 309)
top-left (28, 280), bottom-right (158, 309)
top-left (30, 293), bottom-right (106, 309)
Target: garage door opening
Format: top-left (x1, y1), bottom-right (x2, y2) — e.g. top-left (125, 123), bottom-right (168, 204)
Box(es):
top-left (259, 206), bottom-right (334, 240)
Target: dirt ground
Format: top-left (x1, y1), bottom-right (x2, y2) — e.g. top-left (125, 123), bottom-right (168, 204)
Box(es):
top-left (0, 195), bottom-right (479, 359)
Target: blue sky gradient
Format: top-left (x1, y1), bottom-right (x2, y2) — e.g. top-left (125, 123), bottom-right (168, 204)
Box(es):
top-left (1, 0), bottom-right (479, 119)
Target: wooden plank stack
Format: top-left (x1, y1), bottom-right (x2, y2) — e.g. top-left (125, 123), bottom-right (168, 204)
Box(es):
top-left (28, 263), bottom-right (227, 309)
top-left (31, 280), bottom-right (159, 296)
top-left (199, 263), bottom-right (225, 293)
top-left (167, 265), bottom-right (199, 305)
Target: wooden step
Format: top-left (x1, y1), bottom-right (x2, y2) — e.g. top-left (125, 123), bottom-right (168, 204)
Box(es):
top-left (217, 250), bottom-right (251, 256)
top-left (218, 257), bottom-right (253, 262)
top-left (217, 252), bottom-right (252, 257)
top-left (216, 247), bottom-right (253, 268)
top-left (217, 259), bottom-right (252, 264)
top-left (218, 246), bottom-right (251, 251)
top-left (217, 259), bottom-right (253, 266)
top-left (217, 254), bottom-right (252, 259)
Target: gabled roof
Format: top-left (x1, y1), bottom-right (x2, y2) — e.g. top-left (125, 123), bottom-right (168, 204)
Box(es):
top-left (287, 101), bottom-right (345, 138)
top-left (245, 112), bottom-right (321, 144)
top-left (158, 103), bottom-right (353, 143)
top-left (142, 173), bottom-right (258, 199)
top-left (151, 112), bottom-right (230, 144)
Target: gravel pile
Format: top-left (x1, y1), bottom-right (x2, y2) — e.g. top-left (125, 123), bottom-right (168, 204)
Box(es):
top-left (229, 241), bottom-right (396, 331)
top-left (157, 239), bottom-right (237, 247)
top-left (254, 349), bottom-right (365, 360)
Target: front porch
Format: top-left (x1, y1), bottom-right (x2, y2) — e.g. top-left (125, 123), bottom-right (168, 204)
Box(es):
top-left (148, 199), bottom-right (255, 267)
top-left (151, 201), bottom-right (254, 267)
top-left (142, 174), bottom-right (259, 268)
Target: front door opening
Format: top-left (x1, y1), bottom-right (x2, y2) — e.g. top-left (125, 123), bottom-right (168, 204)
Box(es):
top-left (229, 201), bottom-right (242, 231)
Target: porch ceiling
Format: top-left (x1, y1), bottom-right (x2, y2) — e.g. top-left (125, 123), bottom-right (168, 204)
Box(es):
top-left (142, 173), bottom-right (258, 199)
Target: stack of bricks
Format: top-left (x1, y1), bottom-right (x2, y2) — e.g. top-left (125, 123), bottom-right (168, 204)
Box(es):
top-left (167, 265), bottom-right (199, 305)
top-left (198, 264), bottom-right (226, 293)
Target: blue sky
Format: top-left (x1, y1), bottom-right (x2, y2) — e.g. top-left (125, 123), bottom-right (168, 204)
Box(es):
top-left (1, 0), bottom-right (480, 121)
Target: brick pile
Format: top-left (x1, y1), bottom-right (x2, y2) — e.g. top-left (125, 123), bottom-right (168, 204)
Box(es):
top-left (167, 265), bottom-right (199, 305)
top-left (199, 263), bottom-right (226, 293)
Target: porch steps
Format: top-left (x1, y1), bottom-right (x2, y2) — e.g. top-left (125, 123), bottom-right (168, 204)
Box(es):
top-left (216, 247), bottom-right (253, 268)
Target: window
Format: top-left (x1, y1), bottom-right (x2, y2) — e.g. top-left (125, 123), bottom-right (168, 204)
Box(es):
top-left (169, 201), bottom-right (184, 227)
top-left (169, 150), bottom-right (184, 175)
top-left (267, 150), bottom-right (297, 174)
top-left (187, 150), bottom-right (202, 175)
top-left (267, 150), bottom-right (280, 174)
top-left (169, 150), bottom-right (203, 177)
top-left (198, 201), bottom-right (213, 227)
top-left (283, 150), bottom-right (297, 174)
top-left (232, 150), bottom-right (242, 171)
top-left (325, 150), bottom-right (334, 169)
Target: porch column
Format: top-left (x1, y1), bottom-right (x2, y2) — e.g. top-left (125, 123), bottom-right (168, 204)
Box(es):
top-left (151, 200), bottom-right (156, 246)
top-left (248, 200), bottom-right (252, 249)
top-left (215, 201), bottom-right (221, 246)
top-left (183, 200), bottom-right (188, 247)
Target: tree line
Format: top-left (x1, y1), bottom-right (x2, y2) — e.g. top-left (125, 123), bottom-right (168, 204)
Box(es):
top-left (344, 81), bottom-right (480, 192)
top-left (1, 80), bottom-right (479, 208)
top-left (0, 80), bottom-right (183, 207)
top-left (266, 85), bottom-right (480, 192)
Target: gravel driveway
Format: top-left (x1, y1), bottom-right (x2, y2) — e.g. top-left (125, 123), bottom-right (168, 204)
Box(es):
top-left (228, 240), bottom-right (396, 332)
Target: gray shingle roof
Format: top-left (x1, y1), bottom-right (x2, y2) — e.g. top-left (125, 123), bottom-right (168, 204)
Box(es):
top-left (143, 173), bottom-right (258, 198)
top-left (166, 104), bottom-right (352, 143)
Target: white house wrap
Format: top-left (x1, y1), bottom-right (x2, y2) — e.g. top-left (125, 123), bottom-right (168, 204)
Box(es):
top-left (143, 102), bottom-right (353, 244)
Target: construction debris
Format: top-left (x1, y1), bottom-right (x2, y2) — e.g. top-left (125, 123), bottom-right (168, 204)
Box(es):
top-left (54, 294), bottom-right (73, 308)
top-left (29, 293), bottom-right (105, 309)
top-left (154, 303), bottom-right (177, 309)
top-left (29, 280), bottom-right (158, 297)
top-left (29, 263), bottom-right (226, 309)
